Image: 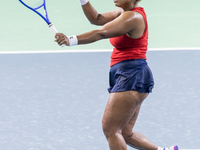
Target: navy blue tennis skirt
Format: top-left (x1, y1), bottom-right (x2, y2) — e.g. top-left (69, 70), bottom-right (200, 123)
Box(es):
top-left (108, 59), bottom-right (154, 93)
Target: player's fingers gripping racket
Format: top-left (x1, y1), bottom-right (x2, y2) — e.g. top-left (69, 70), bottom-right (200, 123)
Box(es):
top-left (19, 0), bottom-right (65, 47)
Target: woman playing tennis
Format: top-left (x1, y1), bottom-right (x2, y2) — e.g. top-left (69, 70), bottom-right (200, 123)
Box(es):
top-left (55, 0), bottom-right (178, 150)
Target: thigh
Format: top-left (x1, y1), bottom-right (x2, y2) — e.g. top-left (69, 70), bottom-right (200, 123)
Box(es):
top-left (102, 90), bottom-right (148, 134)
top-left (122, 105), bottom-right (141, 136)
top-left (122, 91), bottom-right (148, 135)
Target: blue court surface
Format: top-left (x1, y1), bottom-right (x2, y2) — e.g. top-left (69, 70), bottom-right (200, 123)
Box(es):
top-left (0, 49), bottom-right (200, 150)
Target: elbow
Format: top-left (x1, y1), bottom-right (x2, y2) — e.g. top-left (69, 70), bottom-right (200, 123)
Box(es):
top-left (88, 14), bottom-right (103, 26)
top-left (89, 20), bottom-right (102, 26)
top-left (89, 21), bottom-right (98, 25)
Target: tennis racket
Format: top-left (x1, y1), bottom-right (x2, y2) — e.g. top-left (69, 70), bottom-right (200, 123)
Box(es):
top-left (19, 0), bottom-right (65, 46)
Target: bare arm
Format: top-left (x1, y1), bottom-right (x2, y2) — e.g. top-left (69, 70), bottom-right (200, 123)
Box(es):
top-left (55, 11), bottom-right (144, 46)
top-left (81, 2), bottom-right (123, 25)
top-left (77, 11), bottom-right (139, 44)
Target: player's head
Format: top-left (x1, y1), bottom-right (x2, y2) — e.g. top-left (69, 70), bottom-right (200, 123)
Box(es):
top-left (115, 0), bottom-right (141, 8)
top-left (132, 0), bottom-right (141, 5)
top-left (136, 0), bottom-right (141, 3)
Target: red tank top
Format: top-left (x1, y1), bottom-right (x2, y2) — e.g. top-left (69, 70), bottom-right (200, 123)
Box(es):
top-left (109, 7), bottom-right (148, 66)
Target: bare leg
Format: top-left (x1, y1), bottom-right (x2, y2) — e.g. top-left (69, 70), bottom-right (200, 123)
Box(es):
top-left (102, 90), bottom-right (149, 150)
top-left (122, 105), bottom-right (158, 150)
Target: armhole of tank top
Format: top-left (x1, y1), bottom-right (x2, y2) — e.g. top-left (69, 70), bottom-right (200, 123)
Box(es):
top-left (128, 10), bottom-right (147, 40)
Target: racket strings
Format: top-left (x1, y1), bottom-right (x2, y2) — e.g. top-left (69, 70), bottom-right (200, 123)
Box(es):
top-left (22, 0), bottom-right (44, 9)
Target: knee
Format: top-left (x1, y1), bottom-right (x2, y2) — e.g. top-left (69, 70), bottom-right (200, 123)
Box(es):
top-left (122, 129), bottom-right (134, 142)
top-left (102, 121), bottom-right (111, 138)
top-left (102, 121), bottom-right (121, 139)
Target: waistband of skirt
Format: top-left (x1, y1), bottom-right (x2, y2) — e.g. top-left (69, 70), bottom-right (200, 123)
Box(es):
top-left (110, 59), bottom-right (147, 69)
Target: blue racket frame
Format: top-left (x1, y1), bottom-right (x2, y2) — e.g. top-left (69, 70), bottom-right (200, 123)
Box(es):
top-left (19, 0), bottom-right (51, 25)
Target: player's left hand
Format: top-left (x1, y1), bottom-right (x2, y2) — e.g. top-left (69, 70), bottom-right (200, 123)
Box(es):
top-left (55, 33), bottom-right (69, 46)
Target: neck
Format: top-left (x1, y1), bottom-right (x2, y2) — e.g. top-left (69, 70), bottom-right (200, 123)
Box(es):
top-left (123, 3), bottom-right (138, 11)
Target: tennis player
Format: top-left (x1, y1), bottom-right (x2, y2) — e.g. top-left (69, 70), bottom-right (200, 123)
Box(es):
top-left (55, 0), bottom-right (178, 150)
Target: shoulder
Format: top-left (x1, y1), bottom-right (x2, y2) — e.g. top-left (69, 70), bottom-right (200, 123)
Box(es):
top-left (122, 10), bottom-right (143, 19)
top-left (120, 10), bottom-right (144, 25)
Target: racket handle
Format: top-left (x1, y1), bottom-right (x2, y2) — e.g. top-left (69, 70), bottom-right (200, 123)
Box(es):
top-left (49, 23), bottom-right (58, 35)
top-left (49, 23), bottom-right (65, 47)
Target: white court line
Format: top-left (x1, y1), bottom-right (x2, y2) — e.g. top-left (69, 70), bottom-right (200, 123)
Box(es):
top-left (0, 47), bottom-right (200, 54)
top-left (149, 47), bottom-right (200, 51)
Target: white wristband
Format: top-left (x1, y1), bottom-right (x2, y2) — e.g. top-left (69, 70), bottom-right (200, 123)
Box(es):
top-left (67, 35), bottom-right (78, 46)
top-left (78, 0), bottom-right (88, 5)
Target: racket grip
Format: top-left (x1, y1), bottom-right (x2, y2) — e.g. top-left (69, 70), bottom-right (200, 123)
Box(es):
top-left (49, 23), bottom-right (65, 47)
top-left (49, 23), bottom-right (58, 35)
